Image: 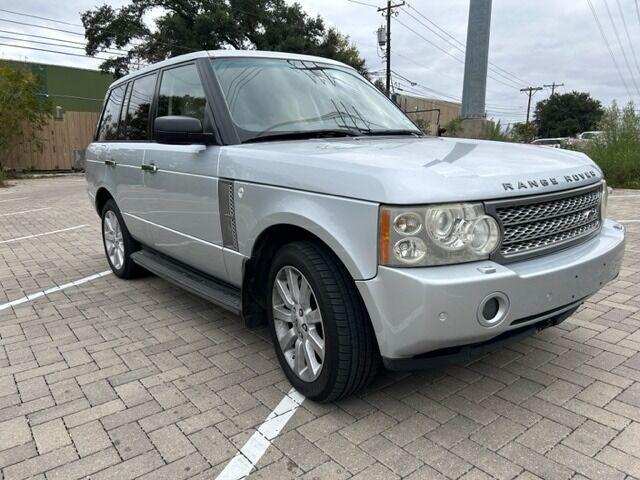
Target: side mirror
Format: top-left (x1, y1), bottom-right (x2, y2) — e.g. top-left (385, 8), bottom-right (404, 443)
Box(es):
top-left (154, 116), bottom-right (214, 145)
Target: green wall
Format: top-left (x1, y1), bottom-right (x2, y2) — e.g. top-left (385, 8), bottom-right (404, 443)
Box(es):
top-left (1, 60), bottom-right (113, 113)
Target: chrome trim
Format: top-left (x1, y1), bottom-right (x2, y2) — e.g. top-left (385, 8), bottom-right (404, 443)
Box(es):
top-left (485, 182), bottom-right (603, 264)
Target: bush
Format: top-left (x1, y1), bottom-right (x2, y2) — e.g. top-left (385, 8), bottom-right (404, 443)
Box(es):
top-left (584, 101), bottom-right (640, 189)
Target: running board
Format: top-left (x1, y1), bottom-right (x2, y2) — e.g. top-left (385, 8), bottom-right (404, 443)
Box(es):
top-left (131, 249), bottom-right (242, 315)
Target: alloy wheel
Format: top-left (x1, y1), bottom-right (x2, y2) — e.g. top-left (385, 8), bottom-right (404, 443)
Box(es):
top-left (272, 266), bottom-right (325, 382)
top-left (103, 210), bottom-right (125, 270)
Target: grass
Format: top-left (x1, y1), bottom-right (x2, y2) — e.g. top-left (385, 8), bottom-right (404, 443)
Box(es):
top-left (584, 102), bottom-right (640, 189)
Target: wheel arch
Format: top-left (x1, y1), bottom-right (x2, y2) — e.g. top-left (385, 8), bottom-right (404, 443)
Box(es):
top-left (241, 222), bottom-right (369, 329)
top-left (94, 186), bottom-right (114, 216)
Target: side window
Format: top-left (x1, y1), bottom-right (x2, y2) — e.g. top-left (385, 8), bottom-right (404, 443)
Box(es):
top-left (97, 84), bottom-right (126, 141)
top-left (123, 73), bottom-right (157, 140)
top-left (157, 64), bottom-right (207, 123)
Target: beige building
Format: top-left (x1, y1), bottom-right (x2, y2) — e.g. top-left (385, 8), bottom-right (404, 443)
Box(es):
top-left (393, 94), bottom-right (461, 135)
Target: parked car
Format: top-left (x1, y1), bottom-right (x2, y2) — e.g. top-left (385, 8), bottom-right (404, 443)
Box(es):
top-left (577, 131), bottom-right (603, 141)
top-left (86, 51), bottom-right (625, 402)
top-left (530, 137), bottom-right (570, 148)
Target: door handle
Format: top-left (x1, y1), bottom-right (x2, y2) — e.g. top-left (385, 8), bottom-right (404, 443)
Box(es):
top-left (141, 163), bottom-right (158, 173)
top-left (105, 159), bottom-right (117, 167)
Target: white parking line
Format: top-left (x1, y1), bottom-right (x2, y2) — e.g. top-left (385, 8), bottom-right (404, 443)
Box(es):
top-left (609, 195), bottom-right (640, 198)
top-left (0, 197), bottom-right (29, 204)
top-left (215, 388), bottom-right (305, 480)
top-left (0, 207), bottom-right (51, 218)
top-left (0, 225), bottom-right (88, 245)
top-left (618, 220), bottom-right (640, 223)
top-left (0, 270), bottom-right (112, 312)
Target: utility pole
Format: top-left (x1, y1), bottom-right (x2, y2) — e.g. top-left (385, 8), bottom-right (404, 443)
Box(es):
top-left (461, 0), bottom-right (493, 119)
top-left (543, 82), bottom-right (564, 95)
top-left (378, 0), bottom-right (405, 97)
top-left (520, 86), bottom-right (543, 124)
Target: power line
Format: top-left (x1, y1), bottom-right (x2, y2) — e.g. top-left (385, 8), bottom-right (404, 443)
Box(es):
top-left (585, 0), bottom-right (633, 101)
top-left (0, 29), bottom-right (130, 56)
top-left (392, 16), bottom-right (523, 92)
top-left (601, 0), bottom-right (640, 98)
top-left (0, 35), bottom-right (128, 57)
top-left (0, 8), bottom-right (83, 28)
top-left (615, 0), bottom-right (640, 79)
top-left (0, 42), bottom-right (109, 60)
top-left (0, 17), bottom-right (85, 36)
top-left (404, 2), bottom-right (530, 86)
top-left (346, 0), bottom-right (380, 7)
top-left (402, 6), bottom-right (522, 89)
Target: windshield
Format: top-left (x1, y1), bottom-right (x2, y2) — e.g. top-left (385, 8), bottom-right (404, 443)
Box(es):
top-left (210, 57), bottom-right (420, 142)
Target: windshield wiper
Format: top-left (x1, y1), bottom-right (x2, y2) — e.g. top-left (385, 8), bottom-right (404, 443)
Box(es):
top-left (244, 129), bottom-right (362, 143)
top-left (364, 129), bottom-right (423, 137)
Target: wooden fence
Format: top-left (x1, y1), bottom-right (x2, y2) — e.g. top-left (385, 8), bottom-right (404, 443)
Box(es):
top-left (2, 111), bottom-right (99, 171)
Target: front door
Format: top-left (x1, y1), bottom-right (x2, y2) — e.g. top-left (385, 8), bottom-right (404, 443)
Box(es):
top-left (139, 62), bottom-right (226, 280)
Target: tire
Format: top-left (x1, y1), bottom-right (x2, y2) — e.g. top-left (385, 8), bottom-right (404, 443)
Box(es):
top-left (266, 241), bottom-right (379, 402)
top-left (101, 199), bottom-right (144, 279)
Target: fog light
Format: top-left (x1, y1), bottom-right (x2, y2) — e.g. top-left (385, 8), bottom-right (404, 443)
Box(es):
top-left (477, 292), bottom-right (510, 327)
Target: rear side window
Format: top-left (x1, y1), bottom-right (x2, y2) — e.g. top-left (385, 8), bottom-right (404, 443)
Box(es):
top-left (123, 73), bottom-right (157, 140)
top-left (97, 84), bottom-right (126, 141)
top-left (157, 64), bottom-right (207, 123)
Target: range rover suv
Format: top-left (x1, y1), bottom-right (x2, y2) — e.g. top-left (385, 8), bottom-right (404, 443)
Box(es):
top-left (86, 50), bottom-right (625, 402)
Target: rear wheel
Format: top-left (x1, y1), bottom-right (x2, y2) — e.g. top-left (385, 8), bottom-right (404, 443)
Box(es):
top-left (267, 241), bottom-right (379, 402)
top-left (101, 199), bottom-right (144, 279)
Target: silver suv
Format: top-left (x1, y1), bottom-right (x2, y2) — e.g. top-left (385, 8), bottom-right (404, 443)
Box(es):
top-left (86, 50), bottom-right (625, 402)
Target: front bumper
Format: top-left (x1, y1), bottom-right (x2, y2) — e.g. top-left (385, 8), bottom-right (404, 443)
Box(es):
top-left (356, 219), bottom-right (625, 366)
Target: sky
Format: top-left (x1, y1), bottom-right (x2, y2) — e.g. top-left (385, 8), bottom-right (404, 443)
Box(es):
top-left (1, 0), bottom-right (639, 126)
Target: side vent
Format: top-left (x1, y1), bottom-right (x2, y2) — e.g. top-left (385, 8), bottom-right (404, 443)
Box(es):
top-left (218, 179), bottom-right (238, 250)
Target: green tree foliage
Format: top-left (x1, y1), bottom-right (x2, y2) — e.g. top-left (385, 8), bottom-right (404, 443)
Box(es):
top-left (584, 101), bottom-right (640, 188)
top-left (479, 120), bottom-right (510, 141)
top-left (443, 116), bottom-right (463, 137)
top-left (533, 91), bottom-right (604, 138)
top-left (0, 65), bottom-right (52, 183)
top-left (82, 0), bottom-right (367, 78)
top-left (510, 122), bottom-right (537, 143)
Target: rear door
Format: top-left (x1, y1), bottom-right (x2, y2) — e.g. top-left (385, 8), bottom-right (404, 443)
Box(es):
top-left (91, 84), bottom-right (148, 240)
top-left (140, 62), bottom-right (226, 280)
top-left (115, 72), bottom-right (158, 240)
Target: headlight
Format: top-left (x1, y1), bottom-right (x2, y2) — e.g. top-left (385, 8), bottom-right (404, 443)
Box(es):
top-left (601, 179), bottom-right (608, 220)
top-left (379, 203), bottom-right (501, 266)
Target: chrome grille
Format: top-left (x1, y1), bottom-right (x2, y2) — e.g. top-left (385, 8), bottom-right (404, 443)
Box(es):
top-left (489, 184), bottom-right (602, 261)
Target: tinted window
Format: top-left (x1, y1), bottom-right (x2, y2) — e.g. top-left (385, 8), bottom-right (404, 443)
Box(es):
top-left (157, 64), bottom-right (206, 122)
top-left (97, 84), bottom-right (126, 141)
top-left (123, 73), bottom-right (157, 140)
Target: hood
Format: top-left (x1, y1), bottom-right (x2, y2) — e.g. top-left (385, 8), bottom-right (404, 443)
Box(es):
top-left (218, 136), bottom-right (602, 204)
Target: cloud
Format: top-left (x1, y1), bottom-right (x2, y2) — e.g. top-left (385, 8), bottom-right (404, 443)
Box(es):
top-left (2, 0), bottom-right (638, 125)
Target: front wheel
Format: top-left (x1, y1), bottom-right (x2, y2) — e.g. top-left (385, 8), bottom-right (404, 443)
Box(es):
top-left (267, 241), bottom-right (379, 402)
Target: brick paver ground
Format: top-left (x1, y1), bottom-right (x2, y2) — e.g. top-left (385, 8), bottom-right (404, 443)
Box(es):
top-left (0, 176), bottom-right (639, 480)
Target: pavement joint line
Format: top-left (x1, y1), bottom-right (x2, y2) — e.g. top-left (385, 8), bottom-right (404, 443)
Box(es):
top-left (215, 388), bottom-right (305, 480)
top-left (609, 195), bottom-right (640, 198)
top-left (0, 225), bottom-right (88, 245)
top-left (0, 270), bottom-right (112, 311)
top-left (0, 207), bottom-right (51, 217)
top-left (0, 197), bottom-right (29, 204)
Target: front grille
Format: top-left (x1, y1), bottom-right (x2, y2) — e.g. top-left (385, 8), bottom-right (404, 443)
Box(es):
top-left (488, 184), bottom-right (602, 262)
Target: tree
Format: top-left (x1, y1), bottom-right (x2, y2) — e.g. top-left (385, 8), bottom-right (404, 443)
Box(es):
top-left (533, 91), bottom-right (604, 138)
top-left (584, 101), bottom-right (640, 188)
top-left (0, 65), bottom-right (52, 181)
top-left (510, 122), bottom-right (537, 143)
top-left (82, 0), bottom-right (368, 78)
